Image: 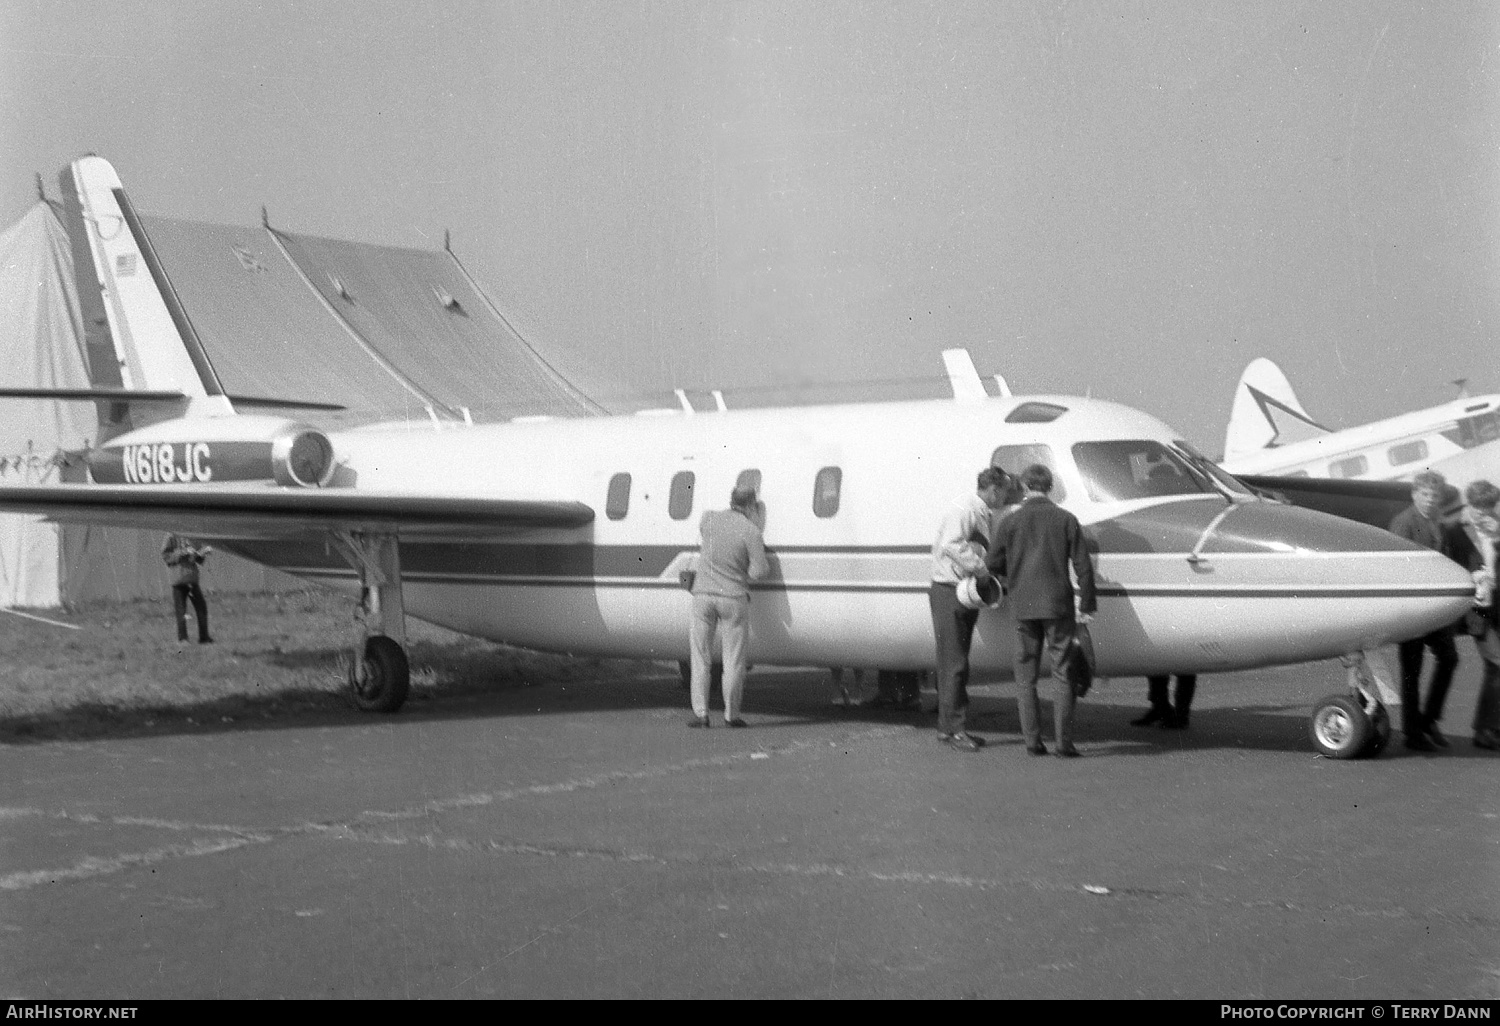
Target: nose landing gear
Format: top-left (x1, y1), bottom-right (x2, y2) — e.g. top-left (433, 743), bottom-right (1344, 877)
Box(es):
top-left (1311, 651), bottom-right (1396, 759)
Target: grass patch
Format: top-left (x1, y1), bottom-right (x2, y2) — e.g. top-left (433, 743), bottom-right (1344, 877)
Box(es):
top-left (0, 589), bottom-right (666, 741)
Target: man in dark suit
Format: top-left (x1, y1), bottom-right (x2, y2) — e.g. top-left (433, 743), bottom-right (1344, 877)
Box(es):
top-left (990, 464), bottom-right (1097, 757)
top-left (1389, 469), bottom-right (1462, 751)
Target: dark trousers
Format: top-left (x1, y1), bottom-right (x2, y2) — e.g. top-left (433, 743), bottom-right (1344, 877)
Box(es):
top-left (1398, 629), bottom-right (1458, 735)
top-left (929, 583), bottom-right (979, 735)
top-left (1015, 618), bottom-right (1076, 748)
top-left (1473, 627), bottom-right (1500, 735)
top-left (1146, 674), bottom-right (1197, 716)
top-left (171, 583), bottom-right (210, 642)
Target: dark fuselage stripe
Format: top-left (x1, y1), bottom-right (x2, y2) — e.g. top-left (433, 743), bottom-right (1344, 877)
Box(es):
top-left (283, 567), bottom-right (1467, 599)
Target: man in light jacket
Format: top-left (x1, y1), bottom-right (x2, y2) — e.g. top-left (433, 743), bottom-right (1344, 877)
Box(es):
top-left (929, 466), bottom-right (1011, 752)
top-left (688, 486), bottom-right (769, 728)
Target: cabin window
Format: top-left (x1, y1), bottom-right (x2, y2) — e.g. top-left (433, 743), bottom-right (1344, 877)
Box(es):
top-left (1328, 455), bottom-right (1369, 479)
top-left (605, 473), bottom-right (631, 520)
top-left (813, 466), bottom-right (842, 518)
top-left (1387, 440), bottom-right (1428, 467)
top-left (1071, 441), bottom-right (1216, 503)
top-left (669, 471), bottom-right (695, 520)
top-left (989, 444), bottom-right (1066, 501)
top-left (736, 469), bottom-right (762, 495)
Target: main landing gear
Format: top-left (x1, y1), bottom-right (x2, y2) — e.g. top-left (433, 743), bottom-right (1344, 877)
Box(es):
top-left (331, 530), bottom-right (410, 713)
top-left (1309, 651), bottom-right (1396, 759)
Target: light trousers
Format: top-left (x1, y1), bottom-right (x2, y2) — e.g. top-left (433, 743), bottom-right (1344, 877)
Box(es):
top-left (690, 593), bottom-right (750, 720)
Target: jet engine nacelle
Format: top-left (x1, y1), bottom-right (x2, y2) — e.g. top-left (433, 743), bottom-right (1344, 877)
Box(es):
top-left (86, 415), bottom-right (336, 488)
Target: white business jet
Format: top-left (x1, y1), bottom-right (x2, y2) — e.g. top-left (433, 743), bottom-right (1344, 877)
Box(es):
top-left (0, 157), bottom-right (1476, 759)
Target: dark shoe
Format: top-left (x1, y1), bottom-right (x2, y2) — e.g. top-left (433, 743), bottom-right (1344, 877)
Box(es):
top-left (1025, 743), bottom-right (1048, 756)
top-left (1426, 724), bottom-right (1450, 749)
top-left (1159, 710), bottom-right (1185, 730)
top-left (687, 716), bottom-right (710, 729)
top-left (725, 718), bottom-right (747, 728)
top-left (1054, 744), bottom-right (1081, 758)
top-left (1473, 731), bottom-right (1499, 751)
top-left (1131, 705), bottom-right (1169, 727)
top-left (1404, 734), bottom-right (1437, 752)
top-left (943, 733), bottom-right (982, 753)
top-left (866, 695), bottom-right (899, 710)
top-left (199, 636), bottom-right (214, 644)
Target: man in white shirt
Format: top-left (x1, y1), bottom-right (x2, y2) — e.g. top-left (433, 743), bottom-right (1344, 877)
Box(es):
top-left (929, 467), bottom-right (1011, 752)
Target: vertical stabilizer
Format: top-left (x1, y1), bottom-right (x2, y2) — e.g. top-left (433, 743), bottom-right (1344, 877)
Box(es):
top-left (942, 349), bottom-right (989, 402)
top-left (60, 157), bottom-right (232, 421)
top-left (1224, 358), bottom-right (1328, 458)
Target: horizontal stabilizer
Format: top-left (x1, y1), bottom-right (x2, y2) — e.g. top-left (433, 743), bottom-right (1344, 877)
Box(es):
top-left (0, 388), bottom-right (345, 412)
top-left (0, 387), bottom-right (186, 403)
top-left (0, 484), bottom-right (593, 540)
top-left (224, 395), bottom-right (346, 412)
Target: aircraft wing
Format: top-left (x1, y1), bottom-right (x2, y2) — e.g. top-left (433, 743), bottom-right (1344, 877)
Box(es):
top-left (1237, 474), bottom-right (1417, 530)
top-left (0, 484), bottom-right (594, 540)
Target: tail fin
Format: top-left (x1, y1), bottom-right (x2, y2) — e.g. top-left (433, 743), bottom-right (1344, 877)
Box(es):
top-left (1224, 358), bottom-right (1328, 459)
top-left (58, 156), bottom-right (233, 424)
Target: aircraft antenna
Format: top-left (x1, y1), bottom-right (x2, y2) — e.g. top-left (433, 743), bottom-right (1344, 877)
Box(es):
top-left (34, 173), bottom-right (46, 203)
top-left (711, 390), bottom-right (728, 412)
top-left (1451, 378), bottom-right (1470, 399)
top-left (261, 206), bottom-right (270, 229)
top-left (674, 389), bottom-right (695, 414)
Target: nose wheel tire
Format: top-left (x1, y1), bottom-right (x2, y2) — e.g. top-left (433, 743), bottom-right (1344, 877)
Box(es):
top-left (1309, 694), bottom-right (1372, 759)
top-left (349, 635), bottom-right (410, 713)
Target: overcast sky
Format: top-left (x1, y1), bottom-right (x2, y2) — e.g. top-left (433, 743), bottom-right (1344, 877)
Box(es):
top-left (2, 0), bottom-right (1496, 451)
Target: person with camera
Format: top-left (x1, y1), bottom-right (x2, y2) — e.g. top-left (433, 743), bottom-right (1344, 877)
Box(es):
top-left (162, 534), bottom-right (213, 646)
top-left (1457, 479), bottom-right (1500, 751)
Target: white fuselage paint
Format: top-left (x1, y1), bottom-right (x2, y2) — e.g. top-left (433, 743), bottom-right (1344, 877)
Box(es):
top-left (237, 395), bottom-right (1474, 679)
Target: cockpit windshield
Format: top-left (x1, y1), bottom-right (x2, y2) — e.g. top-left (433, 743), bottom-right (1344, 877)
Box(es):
top-left (1072, 440), bottom-right (1231, 503)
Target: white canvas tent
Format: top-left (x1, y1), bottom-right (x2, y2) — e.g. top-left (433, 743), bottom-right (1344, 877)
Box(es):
top-left (0, 202), bottom-right (94, 607)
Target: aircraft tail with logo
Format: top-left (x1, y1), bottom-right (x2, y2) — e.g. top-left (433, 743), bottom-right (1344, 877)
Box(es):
top-left (1223, 358), bottom-right (1329, 460)
top-left (0, 156), bottom-right (344, 486)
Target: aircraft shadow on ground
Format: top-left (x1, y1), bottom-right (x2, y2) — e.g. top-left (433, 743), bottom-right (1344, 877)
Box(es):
top-left (6, 653), bottom-right (1491, 761)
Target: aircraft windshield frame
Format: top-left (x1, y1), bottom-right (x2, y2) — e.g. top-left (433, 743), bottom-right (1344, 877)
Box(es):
top-left (1071, 440), bottom-right (1228, 504)
top-left (1171, 440), bottom-right (1255, 499)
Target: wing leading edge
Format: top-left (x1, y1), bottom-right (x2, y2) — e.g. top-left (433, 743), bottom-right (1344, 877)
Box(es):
top-left (0, 485), bottom-right (594, 540)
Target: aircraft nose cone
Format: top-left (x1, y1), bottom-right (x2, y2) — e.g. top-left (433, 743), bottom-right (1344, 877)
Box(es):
top-left (1089, 498), bottom-right (1475, 672)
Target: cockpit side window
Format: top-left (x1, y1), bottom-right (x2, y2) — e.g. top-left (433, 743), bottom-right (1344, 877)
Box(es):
top-left (1071, 441), bottom-right (1217, 503)
top-left (989, 444), bottom-right (1065, 501)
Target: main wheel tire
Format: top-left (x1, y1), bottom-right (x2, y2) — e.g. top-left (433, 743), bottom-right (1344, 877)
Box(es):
top-left (1362, 702), bottom-right (1392, 758)
top-left (1309, 694), bottom-right (1371, 759)
top-left (349, 635), bottom-right (410, 713)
